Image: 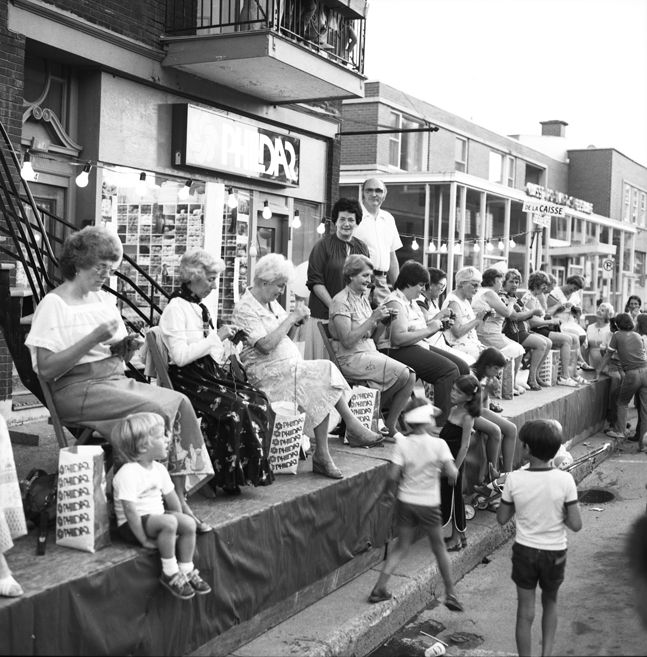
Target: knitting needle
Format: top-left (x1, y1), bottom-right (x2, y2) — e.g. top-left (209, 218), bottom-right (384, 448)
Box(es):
top-left (420, 631), bottom-right (448, 647)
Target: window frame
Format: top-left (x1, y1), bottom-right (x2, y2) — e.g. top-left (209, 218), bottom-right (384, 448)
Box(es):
top-left (388, 111), bottom-right (402, 169)
top-left (455, 136), bottom-right (467, 173)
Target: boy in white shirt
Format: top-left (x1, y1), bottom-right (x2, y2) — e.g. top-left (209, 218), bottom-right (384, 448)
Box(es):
top-left (497, 420), bottom-right (582, 657)
top-left (369, 397), bottom-right (463, 611)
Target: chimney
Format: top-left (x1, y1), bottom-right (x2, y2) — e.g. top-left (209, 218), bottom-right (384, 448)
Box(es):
top-left (540, 120), bottom-right (568, 137)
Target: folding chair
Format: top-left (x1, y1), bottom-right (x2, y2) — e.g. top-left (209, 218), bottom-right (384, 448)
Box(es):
top-left (316, 321), bottom-right (369, 387)
top-left (39, 375), bottom-right (113, 472)
top-left (144, 328), bottom-right (174, 390)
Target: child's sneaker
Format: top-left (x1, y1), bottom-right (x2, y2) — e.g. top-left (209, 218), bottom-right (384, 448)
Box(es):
top-left (185, 569), bottom-right (212, 595)
top-left (159, 572), bottom-right (195, 600)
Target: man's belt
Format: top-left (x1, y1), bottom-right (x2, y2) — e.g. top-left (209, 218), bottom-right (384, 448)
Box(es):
top-left (373, 270), bottom-right (387, 276)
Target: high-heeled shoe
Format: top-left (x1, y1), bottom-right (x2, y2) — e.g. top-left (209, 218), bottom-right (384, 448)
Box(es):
top-left (312, 457), bottom-right (343, 479)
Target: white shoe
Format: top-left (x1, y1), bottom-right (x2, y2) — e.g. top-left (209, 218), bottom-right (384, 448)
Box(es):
top-left (556, 377), bottom-right (579, 388)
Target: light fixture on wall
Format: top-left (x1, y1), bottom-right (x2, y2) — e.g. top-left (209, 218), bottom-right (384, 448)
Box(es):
top-left (21, 152), bottom-right (36, 181)
top-left (427, 241), bottom-right (436, 253)
top-left (486, 239), bottom-right (494, 253)
top-left (135, 172), bottom-right (148, 198)
top-left (75, 162), bottom-right (92, 188)
top-left (509, 238), bottom-right (516, 249)
top-left (498, 239), bottom-right (505, 251)
top-left (178, 179), bottom-right (192, 200)
top-left (473, 242), bottom-right (481, 253)
top-left (227, 187), bottom-right (238, 209)
top-left (292, 210), bottom-right (301, 229)
top-left (316, 220), bottom-right (326, 235)
top-left (440, 240), bottom-right (447, 253)
top-left (262, 200), bottom-right (272, 219)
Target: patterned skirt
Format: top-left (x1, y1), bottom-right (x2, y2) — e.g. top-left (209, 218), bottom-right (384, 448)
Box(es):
top-left (169, 356), bottom-right (275, 490)
top-left (0, 415), bottom-right (28, 553)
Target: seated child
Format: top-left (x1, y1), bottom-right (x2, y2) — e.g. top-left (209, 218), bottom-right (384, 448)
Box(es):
top-left (112, 412), bottom-right (212, 601)
top-left (497, 419), bottom-right (582, 657)
top-left (369, 397), bottom-right (464, 612)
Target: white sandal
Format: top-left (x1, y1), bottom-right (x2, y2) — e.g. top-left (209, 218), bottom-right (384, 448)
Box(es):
top-left (0, 575), bottom-right (24, 597)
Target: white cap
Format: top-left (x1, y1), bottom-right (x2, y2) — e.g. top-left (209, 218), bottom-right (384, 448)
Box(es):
top-left (403, 404), bottom-right (442, 424)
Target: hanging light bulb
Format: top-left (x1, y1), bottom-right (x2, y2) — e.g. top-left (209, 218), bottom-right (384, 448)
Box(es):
top-left (440, 241), bottom-right (448, 253)
top-left (427, 241), bottom-right (436, 253)
top-left (178, 179), bottom-right (192, 200)
top-left (227, 187), bottom-right (238, 209)
top-left (75, 162), bottom-right (92, 188)
top-left (249, 244), bottom-right (258, 258)
top-left (455, 240), bottom-right (462, 255)
top-left (21, 152), bottom-right (36, 181)
top-left (292, 210), bottom-right (301, 228)
top-left (135, 172), bottom-right (148, 198)
top-left (262, 200), bottom-right (272, 220)
top-left (411, 237), bottom-right (419, 251)
top-left (473, 242), bottom-right (481, 253)
top-left (486, 239), bottom-right (494, 253)
top-left (316, 220), bottom-right (326, 235)
top-left (509, 238), bottom-right (516, 249)
top-left (498, 238), bottom-right (505, 251)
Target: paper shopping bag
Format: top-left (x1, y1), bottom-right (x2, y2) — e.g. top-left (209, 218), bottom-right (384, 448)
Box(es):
top-left (500, 360), bottom-right (514, 400)
top-left (56, 445), bottom-right (111, 553)
top-left (537, 352), bottom-right (554, 386)
top-left (269, 401), bottom-right (306, 475)
top-left (347, 385), bottom-right (381, 437)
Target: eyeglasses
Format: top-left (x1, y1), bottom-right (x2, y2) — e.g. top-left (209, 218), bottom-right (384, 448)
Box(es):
top-left (93, 263), bottom-right (119, 277)
top-left (364, 188), bottom-right (385, 195)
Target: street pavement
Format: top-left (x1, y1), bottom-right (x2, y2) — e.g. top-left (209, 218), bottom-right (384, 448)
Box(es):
top-left (372, 439), bottom-right (647, 657)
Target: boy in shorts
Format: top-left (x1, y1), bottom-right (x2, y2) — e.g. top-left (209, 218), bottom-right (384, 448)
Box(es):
top-left (368, 397), bottom-right (463, 611)
top-left (497, 419), bottom-right (582, 656)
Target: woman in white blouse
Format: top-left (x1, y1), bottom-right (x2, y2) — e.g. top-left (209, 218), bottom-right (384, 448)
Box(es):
top-left (160, 249), bottom-right (274, 495)
top-left (26, 227), bottom-right (213, 531)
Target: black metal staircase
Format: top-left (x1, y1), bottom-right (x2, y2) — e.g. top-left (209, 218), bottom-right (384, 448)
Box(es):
top-left (0, 120), bottom-right (170, 405)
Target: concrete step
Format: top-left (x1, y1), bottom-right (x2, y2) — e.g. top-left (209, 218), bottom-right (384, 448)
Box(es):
top-left (232, 431), bottom-right (617, 657)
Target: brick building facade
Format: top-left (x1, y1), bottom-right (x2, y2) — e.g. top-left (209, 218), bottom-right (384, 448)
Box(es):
top-left (339, 81), bottom-right (645, 311)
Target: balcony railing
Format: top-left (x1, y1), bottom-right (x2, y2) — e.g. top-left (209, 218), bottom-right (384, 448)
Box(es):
top-left (165, 0), bottom-right (366, 74)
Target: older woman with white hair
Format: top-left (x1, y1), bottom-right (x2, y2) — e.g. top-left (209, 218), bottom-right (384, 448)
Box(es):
top-left (160, 248), bottom-right (274, 495)
top-left (232, 254), bottom-right (384, 480)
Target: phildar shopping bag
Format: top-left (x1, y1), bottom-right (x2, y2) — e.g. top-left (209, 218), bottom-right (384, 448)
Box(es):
top-left (269, 401), bottom-right (306, 475)
top-left (56, 445), bottom-right (111, 553)
top-left (347, 386), bottom-right (381, 440)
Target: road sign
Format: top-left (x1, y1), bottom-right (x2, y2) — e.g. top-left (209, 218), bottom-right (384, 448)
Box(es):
top-left (602, 258), bottom-right (614, 279)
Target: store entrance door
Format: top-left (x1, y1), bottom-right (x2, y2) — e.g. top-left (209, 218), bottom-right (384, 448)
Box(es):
top-left (256, 211), bottom-right (288, 306)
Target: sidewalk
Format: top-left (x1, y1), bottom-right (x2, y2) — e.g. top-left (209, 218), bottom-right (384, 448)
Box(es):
top-left (229, 427), bottom-right (623, 657)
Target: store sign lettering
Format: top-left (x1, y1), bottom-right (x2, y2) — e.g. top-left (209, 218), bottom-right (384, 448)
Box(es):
top-left (525, 183), bottom-right (592, 214)
top-left (523, 200), bottom-right (565, 217)
top-left (172, 104), bottom-right (300, 186)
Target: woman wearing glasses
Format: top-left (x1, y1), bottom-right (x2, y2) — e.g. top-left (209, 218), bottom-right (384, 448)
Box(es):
top-left (26, 226), bottom-right (214, 530)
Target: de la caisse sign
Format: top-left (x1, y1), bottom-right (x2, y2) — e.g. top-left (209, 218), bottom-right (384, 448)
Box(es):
top-left (172, 104), bottom-right (300, 186)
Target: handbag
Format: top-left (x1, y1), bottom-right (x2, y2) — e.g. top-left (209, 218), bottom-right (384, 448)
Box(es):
top-left (20, 468), bottom-right (58, 555)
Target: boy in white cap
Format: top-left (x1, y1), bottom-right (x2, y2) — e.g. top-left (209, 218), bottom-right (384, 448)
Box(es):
top-left (368, 397), bottom-right (464, 611)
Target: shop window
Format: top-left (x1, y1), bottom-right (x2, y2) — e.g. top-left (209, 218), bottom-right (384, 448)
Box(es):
top-left (291, 200), bottom-right (322, 266)
top-left (506, 156), bottom-right (516, 187)
top-left (585, 221), bottom-right (597, 244)
top-left (554, 216), bottom-right (569, 242)
top-left (488, 152), bottom-right (503, 184)
top-left (455, 137), bottom-right (467, 173)
top-left (571, 217), bottom-right (583, 244)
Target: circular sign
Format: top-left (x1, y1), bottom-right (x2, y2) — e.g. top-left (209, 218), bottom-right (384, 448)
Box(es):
top-left (602, 259), bottom-right (614, 271)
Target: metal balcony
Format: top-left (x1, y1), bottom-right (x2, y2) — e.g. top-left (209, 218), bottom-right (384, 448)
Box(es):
top-left (162, 0), bottom-right (367, 103)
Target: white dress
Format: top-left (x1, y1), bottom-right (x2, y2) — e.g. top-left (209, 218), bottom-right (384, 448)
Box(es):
top-left (441, 292), bottom-right (485, 361)
top-left (471, 289), bottom-right (525, 360)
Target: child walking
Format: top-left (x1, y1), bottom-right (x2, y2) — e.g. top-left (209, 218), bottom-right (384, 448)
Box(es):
top-left (112, 412), bottom-right (212, 600)
top-left (369, 397), bottom-right (464, 611)
top-left (497, 419), bottom-right (582, 657)
top-left (440, 374), bottom-right (482, 552)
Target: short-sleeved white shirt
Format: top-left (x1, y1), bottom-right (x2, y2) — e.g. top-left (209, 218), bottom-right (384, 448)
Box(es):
top-left (25, 291), bottom-right (127, 375)
top-left (353, 203), bottom-right (403, 271)
top-left (391, 433), bottom-right (454, 507)
top-left (502, 468), bottom-right (578, 550)
top-left (112, 461), bottom-right (174, 527)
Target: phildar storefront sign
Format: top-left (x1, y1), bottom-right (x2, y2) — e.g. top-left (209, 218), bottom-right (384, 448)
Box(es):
top-left (172, 104), bottom-right (300, 186)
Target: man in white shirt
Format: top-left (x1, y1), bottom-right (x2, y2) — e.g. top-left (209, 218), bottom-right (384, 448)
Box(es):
top-left (353, 177), bottom-right (403, 306)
